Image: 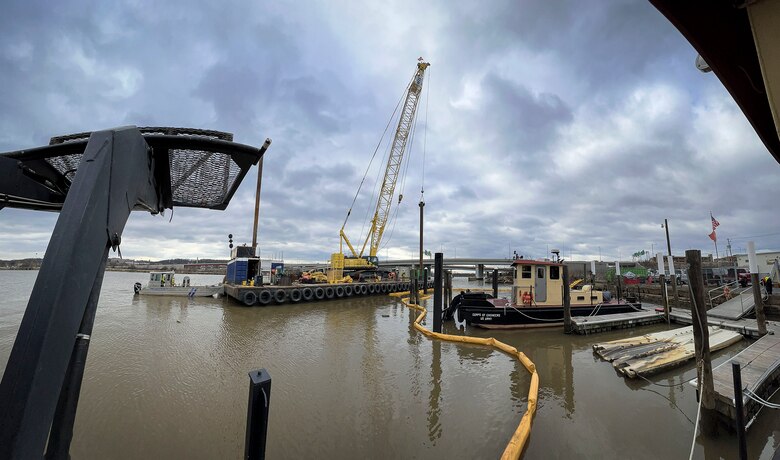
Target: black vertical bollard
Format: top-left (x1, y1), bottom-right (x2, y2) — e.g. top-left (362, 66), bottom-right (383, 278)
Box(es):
top-left (433, 253), bottom-right (443, 333)
top-left (563, 265), bottom-right (572, 334)
top-left (245, 369), bottom-right (272, 460)
top-left (411, 278), bottom-right (418, 305)
top-left (492, 269), bottom-right (499, 298)
top-left (732, 362), bottom-right (748, 460)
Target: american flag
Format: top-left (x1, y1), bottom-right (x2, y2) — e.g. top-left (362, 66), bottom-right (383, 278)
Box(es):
top-left (711, 213), bottom-right (720, 230)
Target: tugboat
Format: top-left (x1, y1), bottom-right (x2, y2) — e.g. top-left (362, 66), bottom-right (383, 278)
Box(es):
top-left (443, 254), bottom-right (641, 329)
top-left (133, 271), bottom-right (223, 298)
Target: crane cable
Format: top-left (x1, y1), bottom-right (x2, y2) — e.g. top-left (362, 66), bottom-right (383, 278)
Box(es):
top-left (342, 78), bottom-right (412, 230)
top-left (420, 65), bottom-right (430, 201)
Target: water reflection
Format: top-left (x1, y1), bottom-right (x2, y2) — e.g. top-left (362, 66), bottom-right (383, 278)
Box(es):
top-left (428, 340), bottom-right (442, 443)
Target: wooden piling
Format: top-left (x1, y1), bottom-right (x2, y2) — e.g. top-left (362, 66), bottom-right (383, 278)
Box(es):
top-left (492, 269), bottom-right (498, 298)
top-left (660, 273), bottom-right (669, 323)
top-left (751, 273), bottom-right (768, 335)
top-left (687, 249), bottom-right (718, 435)
top-left (563, 265), bottom-right (572, 334)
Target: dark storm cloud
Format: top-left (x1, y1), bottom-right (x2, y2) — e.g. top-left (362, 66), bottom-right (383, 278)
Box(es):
top-left (1, 0), bottom-right (778, 262)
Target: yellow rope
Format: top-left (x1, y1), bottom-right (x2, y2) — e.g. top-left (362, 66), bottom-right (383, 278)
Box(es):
top-left (397, 294), bottom-right (539, 459)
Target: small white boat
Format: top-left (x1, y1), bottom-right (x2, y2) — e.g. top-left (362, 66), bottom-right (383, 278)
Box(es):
top-left (133, 272), bottom-right (223, 298)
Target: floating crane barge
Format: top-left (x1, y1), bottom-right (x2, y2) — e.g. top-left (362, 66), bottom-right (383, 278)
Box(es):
top-left (225, 281), bottom-right (411, 306)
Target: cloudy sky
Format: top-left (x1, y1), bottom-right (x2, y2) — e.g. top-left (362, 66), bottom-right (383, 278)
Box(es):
top-left (1, 0), bottom-right (778, 263)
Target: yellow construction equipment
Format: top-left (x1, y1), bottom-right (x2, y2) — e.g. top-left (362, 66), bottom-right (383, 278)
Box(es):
top-left (329, 59), bottom-right (430, 282)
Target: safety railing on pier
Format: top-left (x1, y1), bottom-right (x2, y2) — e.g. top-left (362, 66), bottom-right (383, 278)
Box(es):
top-left (390, 291), bottom-right (539, 459)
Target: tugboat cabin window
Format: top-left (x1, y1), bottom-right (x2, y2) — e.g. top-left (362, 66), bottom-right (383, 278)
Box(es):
top-left (550, 266), bottom-right (560, 280)
top-left (577, 295), bottom-right (585, 301)
top-left (536, 267), bottom-right (545, 279)
top-left (522, 266), bottom-right (532, 279)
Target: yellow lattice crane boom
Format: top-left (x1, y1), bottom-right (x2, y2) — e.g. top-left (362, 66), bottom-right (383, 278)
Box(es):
top-left (330, 59), bottom-right (430, 281)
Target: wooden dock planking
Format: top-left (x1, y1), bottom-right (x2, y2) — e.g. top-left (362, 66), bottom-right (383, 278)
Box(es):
top-left (571, 309), bottom-right (665, 335)
top-left (706, 334), bottom-right (780, 426)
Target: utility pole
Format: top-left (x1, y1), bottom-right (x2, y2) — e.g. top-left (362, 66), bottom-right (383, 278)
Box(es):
top-left (251, 139), bottom-right (272, 255)
top-left (664, 219), bottom-right (679, 307)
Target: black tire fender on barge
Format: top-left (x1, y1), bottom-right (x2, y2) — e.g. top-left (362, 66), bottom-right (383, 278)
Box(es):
top-left (302, 287), bottom-right (314, 301)
top-left (368, 284), bottom-right (377, 295)
top-left (258, 290), bottom-right (272, 305)
top-left (335, 286), bottom-right (345, 298)
top-left (314, 287), bottom-right (325, 300)
top-left (359, 285), bottom-right (368, 295)
top-left (344, 285), bottom-right (354, 296)
top-left (273, 289), bottom-right (287, 304)
top-left (242, 291), bottom-right (257, 306)
top-left (289, 289), bottom-right (302, 302)
top-left (325, 286), bottom-right (335, 299)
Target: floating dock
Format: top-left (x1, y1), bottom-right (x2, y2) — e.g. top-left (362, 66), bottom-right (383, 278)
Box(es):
top-left (702, 334), bottom-right (780, 428)
top-left (224, 281), bottom-right (410, 306)
top-left (571, 308), bottom-right (665, 335)
top-left (593, 326), bottom-right (744, 378)
top-left (707, 293), bottom-right (756, 320)
top-left (668, 310), bottom-right (779, 338)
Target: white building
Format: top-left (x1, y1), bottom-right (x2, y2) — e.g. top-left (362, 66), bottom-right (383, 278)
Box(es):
top-left (735, 251), bottom-right (780, 277)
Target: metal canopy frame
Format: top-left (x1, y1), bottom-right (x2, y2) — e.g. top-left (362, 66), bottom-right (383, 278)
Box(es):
top-left (0, 126), bottom-right (270, 459)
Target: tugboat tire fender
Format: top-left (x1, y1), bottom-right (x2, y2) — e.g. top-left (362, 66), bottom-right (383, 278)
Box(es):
top-left (273, 289), bottom-right (287, 304)
top-left (258, 290), bottom-right (273, 305)
top-left (290, 289), bottom-right (302, 302)
top-left (344, 285), bottom-right (354, 296)
top-left (302, 288), bottom-right (314, 301)
top-left (335, 286), bottom-right (345, 297)
top-left (325, 286), bottom-right (335, 299)
top-left (243, 291), bottom-right (257, 306)
top-left (368, 284), bottom-right (377, 294)
top-left (314, 287), bottom-right (325, 300)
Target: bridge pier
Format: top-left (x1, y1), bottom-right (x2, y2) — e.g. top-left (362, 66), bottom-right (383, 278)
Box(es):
top-left (475, 264), bottom-right (484, 280)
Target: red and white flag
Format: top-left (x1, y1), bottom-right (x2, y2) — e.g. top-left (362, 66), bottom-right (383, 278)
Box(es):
top-left (711, 213), bottom-right (720, 230)
top-left (709, 230), bottom-right (717, 242)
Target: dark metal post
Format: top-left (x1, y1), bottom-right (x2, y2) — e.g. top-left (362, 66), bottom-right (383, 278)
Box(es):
top-left (732, 362), bottom-right (748, 460)
top-left (433, 253), bottom-right (443, 333)
top-left (563, 265), bottom-right (572, 334)
top-left (245, 369), bottom-right (272, 460)
top-left (419, 200), bottom-right (425, 294)
top-left (411, 278), bottom-right (418, 305)
top-left (688, 249), bottom-right (718, 435)
top-left (492, 269), bottom-right (498, 298)
top-left (0, 128), bottom-right (165, 459)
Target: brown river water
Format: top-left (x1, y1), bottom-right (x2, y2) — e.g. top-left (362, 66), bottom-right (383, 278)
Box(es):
top-left (1, 270), bottom-right (780, 459)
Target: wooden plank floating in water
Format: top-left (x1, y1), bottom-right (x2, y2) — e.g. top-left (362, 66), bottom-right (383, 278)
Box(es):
top-left (570, 309), bottom-right (665, 335)
top-left (593, 326), bottom-right (744, 378)
top-left (701, 334), bottom-right (780, 428)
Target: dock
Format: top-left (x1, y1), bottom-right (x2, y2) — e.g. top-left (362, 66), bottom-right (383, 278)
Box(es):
top-left (224, 280), bottom-right (410, 306)
top-left (698, 333), bottom-right (780, 429)
top-left (571, 309), bottom-right (665, 335)
top-left (667, 310), bottom-right (779, 338)
top-left (707, 293), bottom-right (756, 320)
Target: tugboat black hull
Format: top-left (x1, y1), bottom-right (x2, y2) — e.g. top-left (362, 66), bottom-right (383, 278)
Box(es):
top-left (445, 292), bottom-right (641, 329)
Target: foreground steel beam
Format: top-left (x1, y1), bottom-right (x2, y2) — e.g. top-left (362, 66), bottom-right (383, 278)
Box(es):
top-left (0, 127), bottom-right (165, 458)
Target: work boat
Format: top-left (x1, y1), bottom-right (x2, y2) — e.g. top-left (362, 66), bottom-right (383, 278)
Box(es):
top-left (442, 259), bottom-right (641, 329)
top-left (133, 271), bottom-right (223, 298)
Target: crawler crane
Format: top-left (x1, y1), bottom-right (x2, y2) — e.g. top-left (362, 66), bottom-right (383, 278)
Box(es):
top-left (329, 59), bottom-right (430, 282)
